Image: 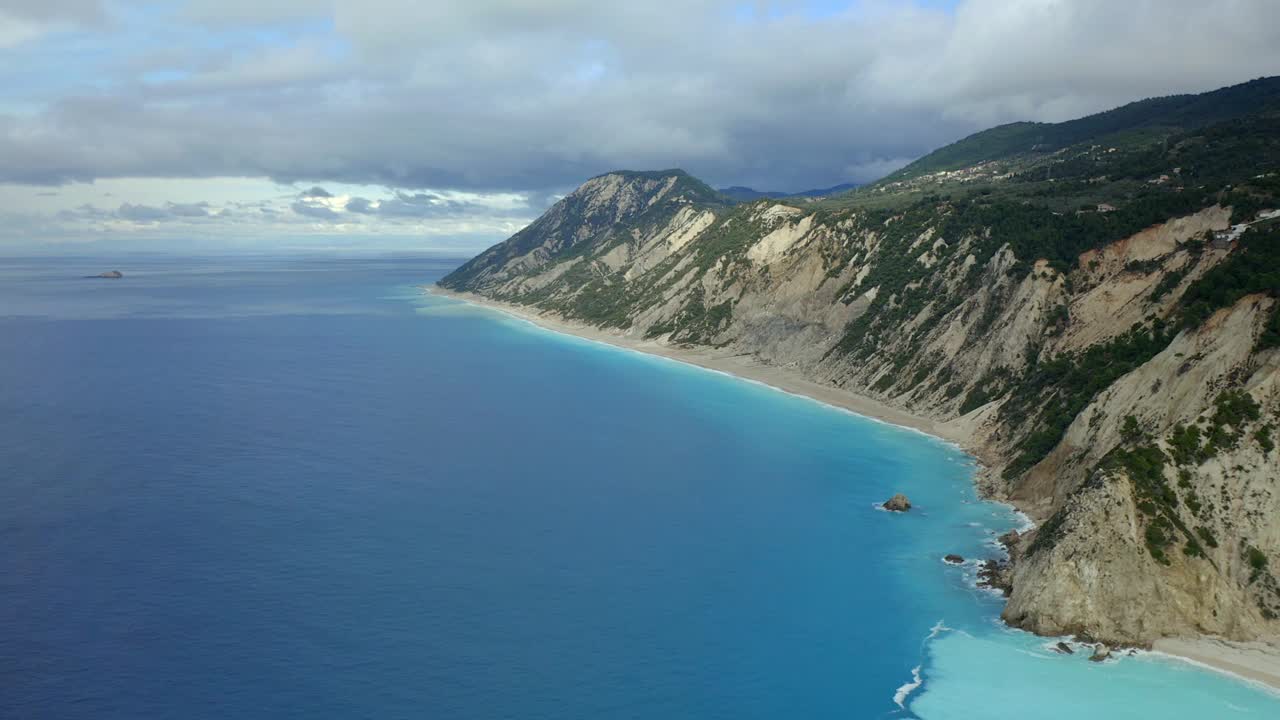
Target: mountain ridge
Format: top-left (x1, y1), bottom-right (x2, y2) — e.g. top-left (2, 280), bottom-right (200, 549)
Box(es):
top-left (880, 75), bottom-right (1280, 185)
top-left (717, 182), bottom-right (861, 201)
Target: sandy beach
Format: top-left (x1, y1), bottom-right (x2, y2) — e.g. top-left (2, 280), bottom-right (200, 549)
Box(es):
top-left (428, 287), bottom-right (969, 447)
top-left (1153, 638), bottom-right (1280, 693)
top-left (427, 285), bottom-right (1280, 693)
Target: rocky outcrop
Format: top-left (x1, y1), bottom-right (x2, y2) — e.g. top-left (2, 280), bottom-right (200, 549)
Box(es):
top-left (882, 494), bottom-right (912, 512)
top-left (978, 559), bottom-right (1015, 597)
top-left (87, 270), bottom-right (123, 279)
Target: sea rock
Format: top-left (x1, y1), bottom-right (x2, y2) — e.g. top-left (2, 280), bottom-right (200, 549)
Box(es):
top-left (944, 554), bottom-right (965, 565)
top-left (1054, 641), bottom-right (1074, 655)
top-left (882, 494), bottom-right (911, 512)
top-left (1089, 644), bottom-right (1111, 662)
top-left (998, 530), bottom-right (1021, 549)
top-left (87, 270), bottom-right (123, 279)
top-left (976, 559), bottom-right (1013, 596)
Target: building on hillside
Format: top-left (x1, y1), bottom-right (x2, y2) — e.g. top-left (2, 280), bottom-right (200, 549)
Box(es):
top-left (1211, 229), bottom-right (1235, 250)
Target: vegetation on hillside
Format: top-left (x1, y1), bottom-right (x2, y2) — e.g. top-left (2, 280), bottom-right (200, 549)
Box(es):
top-left (1179, 222), bottom-right (1280, 348)
top-left (879, 76), bottom-right (1280, 184)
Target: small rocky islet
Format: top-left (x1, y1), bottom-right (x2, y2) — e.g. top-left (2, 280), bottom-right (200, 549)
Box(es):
top-left (881, 493), bottom-right (911, 512)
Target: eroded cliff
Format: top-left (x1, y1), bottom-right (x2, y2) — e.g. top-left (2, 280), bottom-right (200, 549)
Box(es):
top-left (439, 79), bottom-right (1280, 647)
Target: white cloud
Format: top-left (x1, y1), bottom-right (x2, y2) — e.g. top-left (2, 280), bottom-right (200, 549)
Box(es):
top-left (0, 0), bottom-right (105, 46)
top-left (0, 12), bottom-right (44, 48)
top-left (2, 0), bottom-right (1280, 245)
top-left (0, 177), bottom-right (543, 246)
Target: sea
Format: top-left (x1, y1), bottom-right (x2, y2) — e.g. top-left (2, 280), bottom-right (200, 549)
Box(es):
top-left (2, 253), bottom-right (1277, 719)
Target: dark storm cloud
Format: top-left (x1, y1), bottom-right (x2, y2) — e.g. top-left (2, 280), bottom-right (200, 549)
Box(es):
top-left (302, 186), bottom-right (332, 198)
top-left (3, 1), bottom-right (1280, 194)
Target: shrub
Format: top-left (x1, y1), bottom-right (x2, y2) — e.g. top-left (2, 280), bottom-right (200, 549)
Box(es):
top-left (1257, 425), bottom-right (1276, 454)
top-left (1167, 423), bottom-right (1203, 465)
top-left (1246, 545), bottom-right (1270, 583)
top-left (1121, 415), bottom-right (1143, 443)
top-left (1196, 526), bottom-right (1219, 548)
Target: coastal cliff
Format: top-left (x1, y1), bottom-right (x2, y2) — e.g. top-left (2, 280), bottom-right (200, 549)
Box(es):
top-left (439, 77), bottom-right (1280, 649)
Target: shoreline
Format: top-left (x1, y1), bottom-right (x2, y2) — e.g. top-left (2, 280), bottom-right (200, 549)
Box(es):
top-left (427, 287), bottom-right (974, 449)
top-left (1151, 638), bottom-right (1280, 695)
top-left (425, 285), bottom-right (1280, 693)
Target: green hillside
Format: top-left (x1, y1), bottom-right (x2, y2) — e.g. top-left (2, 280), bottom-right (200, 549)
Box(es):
top-left (883, 76), bottom-right (1280, 184)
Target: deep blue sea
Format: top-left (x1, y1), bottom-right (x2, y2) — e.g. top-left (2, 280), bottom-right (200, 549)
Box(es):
top-left (2, 254), bottom-right (1277, 719)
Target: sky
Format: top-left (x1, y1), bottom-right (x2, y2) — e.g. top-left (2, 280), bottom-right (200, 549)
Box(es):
top-left (2, 0), bottom-right (1279, 252)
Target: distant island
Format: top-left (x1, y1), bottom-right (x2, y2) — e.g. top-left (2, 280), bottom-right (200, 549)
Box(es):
top-left (85, 271), bottom-right (123, 279)
top-left (436, 76), bottom-right (1280, 686)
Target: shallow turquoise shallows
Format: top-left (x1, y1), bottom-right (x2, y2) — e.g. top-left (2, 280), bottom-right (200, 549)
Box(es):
top-left (1, 254), bottom-right (1276, 718)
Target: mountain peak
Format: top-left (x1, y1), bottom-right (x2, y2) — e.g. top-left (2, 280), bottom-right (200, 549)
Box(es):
top-left (572, 168), bottom-right (727, 207)
top-left (593, 168), bottom-right (690, 181)
top-left (439, 168), bottom-right (726, 291)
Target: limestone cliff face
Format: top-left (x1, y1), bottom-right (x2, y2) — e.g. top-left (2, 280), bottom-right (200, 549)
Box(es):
top-left (440, 86), bottom-right (1280, 647)
top-left (1004, 295), bottom-right (1280, 644)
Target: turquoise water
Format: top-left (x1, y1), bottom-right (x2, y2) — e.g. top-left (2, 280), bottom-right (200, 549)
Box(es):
top-left (1, 255), bottom-right (1276, 718)
top-left (446, 299), bottom-right (1280, 718)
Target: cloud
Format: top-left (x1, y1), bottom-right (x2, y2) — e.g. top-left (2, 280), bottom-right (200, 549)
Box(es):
top-left (2, 0), bottom-right (1280, 242)
top-left (166, 202), bottom-right (212, 217)
top-left (290, 199), bottom-right (341, 221)
top-left (375, 192), bottom-right (465, 218)
top-left (0, 0), bottom-right (105, 23)
top-left (116, 203), bottom-right (170, 222)
top-left (0, 0), bottom-right (106, 47)
top-left (182, 0), bottom-right (316, 28)
top-left (115, 202), bottom-right (212, 222)
top-left (1, 176), bottom-right (536, 245)
top-left (344, 196), bottom-right (377, 213)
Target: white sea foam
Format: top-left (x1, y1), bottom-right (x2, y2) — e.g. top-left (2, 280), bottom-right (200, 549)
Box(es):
top-left (1042, 639), bottom-right (1081, 656)
top-left (957, 559), bottom-right (1010, 601)
top-left (893, 621), bottom-right (953, 709)
top-left (1011, 509), bottom-right (1036, 533)
top-left (893, 666), bottom-right (922, 708)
